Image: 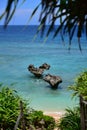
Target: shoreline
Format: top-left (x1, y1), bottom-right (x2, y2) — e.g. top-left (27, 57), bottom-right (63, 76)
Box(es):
top-left (44, 111), bottom-right (65, 121)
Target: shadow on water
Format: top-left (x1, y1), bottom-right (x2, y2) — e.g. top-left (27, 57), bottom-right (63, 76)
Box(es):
top-left (46, 84), bottom-right (62, 90)
top-left (23, 73), bottom-right (43, 80)
top-left (29, 75), bottom-right (43, 80)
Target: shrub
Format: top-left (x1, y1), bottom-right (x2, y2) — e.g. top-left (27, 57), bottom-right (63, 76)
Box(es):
top-left (28, 110), bottom-right (55, 130)
top-left (58, 107), bottom-right (81, 130)
top-left (0, 84), bottom-right (56, 130)
top-left (0, 85), bottom-right (30, 130)
top-left (0, 86), bottom-right (21, 129)
top-left (68, 71), bottom-right (87, 100)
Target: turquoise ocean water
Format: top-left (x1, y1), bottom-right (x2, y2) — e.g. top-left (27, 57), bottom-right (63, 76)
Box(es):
top-left (0, 25), bottom-right (87, 112)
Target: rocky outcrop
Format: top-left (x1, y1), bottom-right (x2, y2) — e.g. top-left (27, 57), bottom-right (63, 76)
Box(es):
top-left (28, 64), bottom-right (44, 77)
top-left (43, 74), bottom-right (62, 89)
top-left (28, 64), bottom-right (62, 89)
top-left (28, 63), bottom-right (50, 78)
top-left (39, 63), bottom-right (50, 70)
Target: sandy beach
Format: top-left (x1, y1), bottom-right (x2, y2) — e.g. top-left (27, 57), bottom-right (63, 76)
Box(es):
top-left (44, 111), bottom-right (65, 121)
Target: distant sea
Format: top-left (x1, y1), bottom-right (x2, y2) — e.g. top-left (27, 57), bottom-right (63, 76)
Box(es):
top-left (0, 25), bottom-right (87, 112)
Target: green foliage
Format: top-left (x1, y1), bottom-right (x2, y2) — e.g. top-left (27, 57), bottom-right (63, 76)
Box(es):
top-left (0, 85), bottom-right (56, 130)
top-left (0, 85), bottom-right (30, 130)
top-left (0, 86), bottom-right (21, 129)
top-left (28, 110), bottom-right (55, 130)
top-left (68, 71), bottom-right (87, 100)
top-left (58, 107), bottom-right (81, 130)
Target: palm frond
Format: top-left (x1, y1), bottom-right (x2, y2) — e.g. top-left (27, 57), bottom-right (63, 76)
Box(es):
top-left (29, 3), bottom-right (41, 20)
top-left (0, 0), bottom-right (87, 50)
top-left (86, 19), bottom-right (87, 38)
top-left (3, 0), bottom-right (19, 27)
top-left (54, 16), bottom-right (69, 38)
top-left (0, 12), bottom-right (6, 20)
top-left (78, 37), bottom-right (82, 52)
top-left (5, 0), bottom-right (18, 27)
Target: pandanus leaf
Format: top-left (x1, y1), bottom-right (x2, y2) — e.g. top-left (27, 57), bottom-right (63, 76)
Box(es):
top-left (29, 3), bottom-right (41, 20)
top-left (86, 19), bottom-right (87, 38)
top-left (4, 0), bottom-right (19, 27)
top-left (54, 16), bottom-right (69, 38)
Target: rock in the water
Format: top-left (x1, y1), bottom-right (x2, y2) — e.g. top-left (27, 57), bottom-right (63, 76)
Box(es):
top-left (28, 64), bottom-right (44, 77)
top-left (28, 63), bottom-right (50, 77)
top-left (28, 64), bottom-right (35, 71)
top-left (43, 74), bottom-right (62, 89)
top-left (39, 63), bottom-right (50, 70)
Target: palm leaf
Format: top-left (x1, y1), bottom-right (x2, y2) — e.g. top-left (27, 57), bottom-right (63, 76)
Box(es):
top-left (78, 37), bottom-right (82, 52)
top-left (0, 12), bottom-right (6, 20)
top-left (46, 21), bottom-right (55, 37)
top-left (5, 4), bottom-right (17, 27)
top-left (86, 20), bottom-right (87, 38)
top-left (70, 20), bottom-right (77, 40)
top-left (4, 0), bottom-right (19, 27)
top-left (53, 16), bottom-right (69, 38)
top-left (29, 3), bottom-right (41, 20)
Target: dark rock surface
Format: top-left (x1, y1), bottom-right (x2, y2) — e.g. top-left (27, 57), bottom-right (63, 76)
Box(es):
top-left (39, 63), bottom-right (50, 70)
top-left (43, 74), bottom-right (62, 89)
top-left (28, 64), bottom-right (44, 77)
top-left (28, 63), bottom-right (50, 77)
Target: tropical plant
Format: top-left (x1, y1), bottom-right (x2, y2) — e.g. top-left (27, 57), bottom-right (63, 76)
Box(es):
top-left (0, 86), bottom-right (21, 129)
top-left (58, 107), bottom-right (81, 130)
top-left (0, 0), bottom-right (87, 49)
top-left (0, 0), bottom-right (19, 26)
top-left (68, 70), bottom-right (87, 100)
top-left (32, 0), bottom-right (87, 50)
top-left (0, 84), bottom-right (56, 130)
top-left (27, 110), bottom-right (55, 130)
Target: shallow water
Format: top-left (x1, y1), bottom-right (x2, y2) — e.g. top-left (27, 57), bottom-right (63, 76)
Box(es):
top-left (0, 26), bottom-right (87, 111)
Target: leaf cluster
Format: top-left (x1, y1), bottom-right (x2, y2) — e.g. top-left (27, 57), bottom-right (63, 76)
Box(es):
top-left (0, 0), bottom-right (19, 27)
top-left (31, 0), bottom-right (87, 50)
top-left (0, 86), bottom-right (21, 129)
top-left (27, 110), bottom-right (55, 130)
top-left (0, 85), bottom-right (31, 130)
top-left (0, 0), bottom-right (87, 49)
top-left (68, 71), bottom-right (87, 100)
top-left (58, 107), bottom-right (81, 130)
top-left (0, 84), bottom-right (56, 130)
